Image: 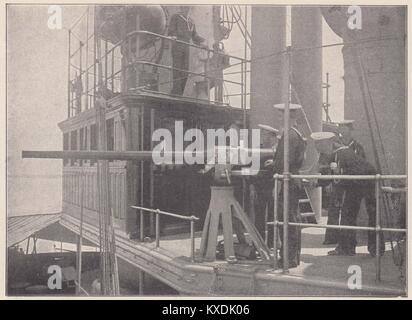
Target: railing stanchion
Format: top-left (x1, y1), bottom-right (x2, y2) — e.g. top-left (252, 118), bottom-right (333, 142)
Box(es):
top-left (111, 50), bottom-right (115, 92)
top-left (375, 174), bottom-right (381, 282)
top-left (282, 173), bottom-right (289, 274)
top-left (67, 29), bottom-right (71, 118)
top-left (131, 206), bottom-right (200, 261)
top-left (155, 209), bottom-right (160, 249)
top-left (282, 47), bottom-right (292, 274)
top-left (140, 209), bottom-right (144, 242)
top-left (168, 39), bottom-right (173, 92)
top-left (264, 204), bottom-right (268, 245)
top-left (273, 175), bottom-right (279, 270)
top-left (206, 50), bottom-right (210, 100)
top-left (190, 219), bottom-right (195, 262)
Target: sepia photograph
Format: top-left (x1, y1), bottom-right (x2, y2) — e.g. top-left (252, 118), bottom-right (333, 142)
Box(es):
top-left (5, 2), bottom-right (408, 298)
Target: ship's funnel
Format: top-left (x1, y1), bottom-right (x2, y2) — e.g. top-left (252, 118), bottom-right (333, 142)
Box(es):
top-left (322, 6), bottom-right (406, 175)
top-left (291, 7), bottom-right (323, 220)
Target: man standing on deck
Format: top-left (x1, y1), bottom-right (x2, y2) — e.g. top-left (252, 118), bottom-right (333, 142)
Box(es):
top-left (270, 104), bottom-right (306, 269)
top-left (323, 120), bottom-right (366, 245)
top-left (251, 124), bottom-right (280, 246)
top-left (311, 132), bottom-right (385, 257)
top-left (168, 6), bottom-right (206, 96)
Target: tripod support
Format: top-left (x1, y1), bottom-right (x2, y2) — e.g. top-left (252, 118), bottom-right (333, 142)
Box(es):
top-left (199, 186), bottom-right (271, 261)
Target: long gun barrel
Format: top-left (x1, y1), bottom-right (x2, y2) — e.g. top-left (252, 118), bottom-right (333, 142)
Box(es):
top-left (22, 148), bottom-right (274, 163)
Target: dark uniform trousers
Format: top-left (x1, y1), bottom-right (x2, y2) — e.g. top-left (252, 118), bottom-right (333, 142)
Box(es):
top-left (329, 147), bottom-right (384, 256)
top-left (323, 185), bottom-right (344, 244)
top-left (277, 182), bottom-right (302, 265)
top-left (253, 176), bottom-right (273, 245)
top-left (171, 43), bottom-right (190, 95)
top-left (324, 139), bottom-right (365, 244)
top-left (168, 13), bottom-right (204, 96)
top-left (272, 127), bottom-right (306, 266)
top-left (339, 183), bottom-right (384, 255)
top-left (253, 179), bottom-right (301, 265)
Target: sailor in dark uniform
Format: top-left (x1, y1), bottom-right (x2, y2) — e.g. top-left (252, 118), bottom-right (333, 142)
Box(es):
top-left (251, 124), bottom-right (280, 246)
top-left (336, 120), bottom-right (366, 159)
top-left (71, 72), bottom-right (83, 115)
top-left (323, 120), bottom-right (366, 244)
top-left (311, 132), bottom-right (385, 257)
top-left (168, 6), bottom-right (206, 95)
top-left (271, 103), bottom-right (307, 268)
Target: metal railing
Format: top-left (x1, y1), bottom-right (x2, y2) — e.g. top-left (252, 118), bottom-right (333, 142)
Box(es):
top-left (268, 173), bottom-right (407, 281)
top-left (131, 205), bottom-right (199, 262)
top-left (112, 30), bottom-right (248, 106)
top-left (68, 27), bottom-right (250, 117)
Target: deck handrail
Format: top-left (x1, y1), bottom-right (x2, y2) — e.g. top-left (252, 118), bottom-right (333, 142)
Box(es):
top-left (130, 205), bottom-right (199, 222)
top-left (381, 186), bottom-right (407, 193)
top-left (267, 221), bottom-right (407, 233)
top-left (125, 30), bottom-right (250, 63)
top-left (111, 60), bottom-right (243, 86)
top-left (270, 173), bottom-right (407, 282)
top-left (68, 28), bottom-right (250, 116)
top-left (274, 174), bottom-right (407, 180)
top-left (131, 205), bottom-right (198, 262)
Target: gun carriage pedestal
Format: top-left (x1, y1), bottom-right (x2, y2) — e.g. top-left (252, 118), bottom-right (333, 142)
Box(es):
top-left (199, 163), bottom-right (271, 262)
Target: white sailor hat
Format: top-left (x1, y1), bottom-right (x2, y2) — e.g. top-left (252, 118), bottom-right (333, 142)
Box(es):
top-left (258, 124), bottom-right (279, 135)
top-left (310, 131), bottom-right (336, 142)
top-left (273, 103), bottom-right (302, 111)
top-left (334, 119), bottom-right (355, 127)
top-left (310, 131), bottom-right (336, 145)
top-left (311, 132), bottom-right (336, 153)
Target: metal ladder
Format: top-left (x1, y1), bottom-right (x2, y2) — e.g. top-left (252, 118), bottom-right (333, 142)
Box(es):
top-left (298, 187), bottom-right (317, 223)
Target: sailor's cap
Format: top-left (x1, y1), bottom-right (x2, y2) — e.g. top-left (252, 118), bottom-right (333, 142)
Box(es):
top-left (334, 119), bottom-right (355, 127)
top-left (310, 131), bottom-right (336, 142)
top-left (273, 103), bottom-right (302, 111)
top-left (258, 124), bottom-right (279, 135)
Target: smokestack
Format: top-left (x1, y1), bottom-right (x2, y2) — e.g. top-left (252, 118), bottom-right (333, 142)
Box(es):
top-left (250, 6), bottom-right (286, 148)
top-left (323, 6), bottom-right (406, 175)
top-left (291, 6), bottom-right (323, 220)
top-left (291, 6), bottom-right (323, 161)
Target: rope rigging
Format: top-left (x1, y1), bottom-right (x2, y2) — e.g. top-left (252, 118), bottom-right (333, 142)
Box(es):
top-left (93, 5), bottom-right (120, 295)
top-left (351, 39), bottom-right (406, 280)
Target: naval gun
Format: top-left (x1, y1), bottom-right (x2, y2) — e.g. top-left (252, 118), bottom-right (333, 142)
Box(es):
top-left (22, 145), bottom-right (274, 262)
top-left (197, 145), bottom-right (275, 261)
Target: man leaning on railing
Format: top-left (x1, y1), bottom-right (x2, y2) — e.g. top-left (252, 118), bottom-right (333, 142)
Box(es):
top-left (309, 132), bottom-right (385, 257)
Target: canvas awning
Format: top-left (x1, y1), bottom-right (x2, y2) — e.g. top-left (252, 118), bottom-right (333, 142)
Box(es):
top-left (7, 213), bottom-right (61, 247)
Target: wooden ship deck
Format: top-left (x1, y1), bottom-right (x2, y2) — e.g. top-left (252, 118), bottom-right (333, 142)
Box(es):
top-left (56, 212), bottom-right (405, 296)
